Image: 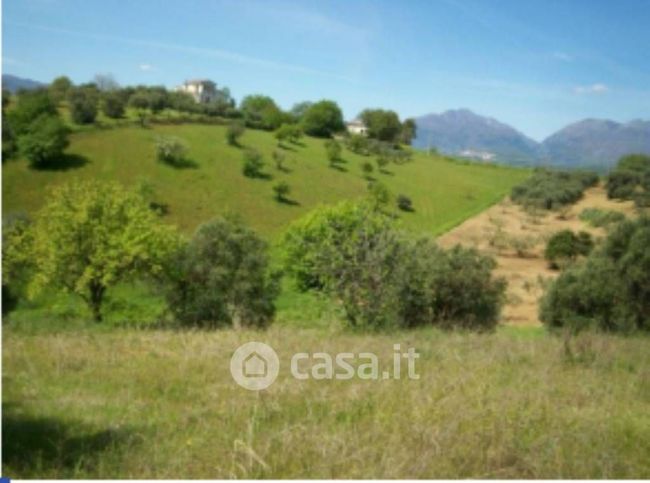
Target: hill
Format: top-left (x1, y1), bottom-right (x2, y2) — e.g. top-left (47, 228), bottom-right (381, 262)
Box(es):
top-left (413, 109), bottom-right (540, 166)
top-left (540, 118), bottom-right (650, 169)
top-left (2, 123), bottom-right (529, 238)
top-left (413, 109), bottom-right (650, 169)
top-left (2, 73), bottom-right (46, 93)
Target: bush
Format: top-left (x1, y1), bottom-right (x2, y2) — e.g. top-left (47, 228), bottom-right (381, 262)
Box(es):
top-left (155, 136), bottom-right (189, 166)
top-left (272, 150), bottom-right (286, 171)
top-left (362, 161), bottom-right (374, 177)
top-left (324, 139), bottom-right (341, 165)
top-left (68, 86), bottom-right (99, 124)
top-left (397, 194), bottom-right (414, 212)
top-left (511, 169), bottom-right (599, 210)
top-left (17, 114), bottom-right (69, 168)
top-left (273, 181), bottom-right (290, 202)
top-left (102, 92), bottom-right (125, 118)
top-left (226, 121), bottom-right (245, 146)
top-left (579, 208), bottom-right (625, 228)
top-left (606, 154), bottom-right (650, 207)
top-left (242, 148), bottom-right (265, 178)
top-left (166, 216), bottom-right (279, 328)
top-left (367, 181), bottom-right (391, 208)
top-left (345, 134), bottom-right (370, 155)
top-left (6, 90), bottom-right (57, 136)
top-left (540, 216), bottom-right (650, 332)
top-left (274, 123), bottom-right (302, 145)
top-left (240, 95), bottom-right (286, 130)
top-left (544, 230), bottom-right (594, 269)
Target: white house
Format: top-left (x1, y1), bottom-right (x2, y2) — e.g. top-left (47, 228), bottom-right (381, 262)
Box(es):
top-left (346, 119), bottom-right (368, 136)
top-left (175, 79), bottom-right (219, 104)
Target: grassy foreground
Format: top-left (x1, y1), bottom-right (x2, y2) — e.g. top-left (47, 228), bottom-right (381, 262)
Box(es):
top-left (2, 123), bottom-right (528, 237)
top-left (3, 325), bottom-right (650, 478)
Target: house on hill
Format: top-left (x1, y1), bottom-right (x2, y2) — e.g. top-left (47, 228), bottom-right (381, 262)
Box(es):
top-left (175, 79), bottom-right (219, 103)
top-left (346, 119), bottom-right (368, 136)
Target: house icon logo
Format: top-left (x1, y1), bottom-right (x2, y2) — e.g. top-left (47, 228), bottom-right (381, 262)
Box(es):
top-left (230, 342), bottom-right (279, 390)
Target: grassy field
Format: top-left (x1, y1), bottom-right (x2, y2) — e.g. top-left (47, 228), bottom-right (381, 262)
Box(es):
top-left (2, 123), bottom-right (529, 238)
top-left (3, 325), bottom-right (650, 478)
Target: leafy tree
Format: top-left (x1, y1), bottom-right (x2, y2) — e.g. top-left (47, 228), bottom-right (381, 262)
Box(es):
top-left (346, 133), bottom-right (370, 155)
top-left (68, 86), bottom-right (99, 124)
top-left (240, 95), bottom-right (285, 130)
top-left (226, 121), bottom-right (245, 146)
top-left (400, 118), bottom-right (417, 145)
top-left (17, 115), bottom-right (69, 168)
top-left (129, 91), bottom-right (150, 127)
top-left (324, 139), bottom-right (342, 165)
top-left (102, 91), bottom-right (126, 118)
top-left (301, 100), bottom-right (344, 137)
top-left (6, 181), bottom-right (179, 322)
top-left (242, 148), bottom-right (265, 178)
top-left (166, 216), bottom-right (279, 328)
top-left (606, 154), bottom-right (650, 207)
top-left (511, 168), bottom-right (599, 210)
top-left (274, 123), bottom-right (294, 146)
top-left (360, 109), bottom-right (402, 143)
top-left (273, 181), bottom-right (291, 202)
top-left (367, 181), bottom-right (391, 208)
top-left (362, 161), bottom-right (374, 178)
top-left (49, 76), bottom-right (73, 104)
top-left (397, 194), bottom-right (414, 212)
top-left (290, 101), bottom-right (313, 121)
top-left (272, 150), bottom-right (286, 171)
top-left (6, 90), bottom-right (57, 135)
top-left (375, 155), bottom-right (390, 172)
top-left (544, 230), bottom-right (594, 269)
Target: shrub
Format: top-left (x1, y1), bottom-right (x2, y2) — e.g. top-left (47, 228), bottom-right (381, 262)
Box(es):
top-left (226, 121), bottom-right (245, 146)
top-left (273, 181), bottom-right (290, 202)
top-left (544, 230), bottom-right (594, 269)
top-left (17, 115), bottom-right (69, 168)
top-left (240, 95), bottom-right (286, 130)
top-left (579, 208), bottom-right (625, 228)
top-left (367, 181), bottom-right (391, 208)
top-left (272, 150), bottom-right (286, 171)
top-left (540, 216), bottom-right (650, 332)
top-left (324, 139), bottom-right (342, 165)
top-left (274, 123), bottom-right (302, 145)
top-left (397, 194), bottom-right (414, 212)
top-left (68, 86), bottom-right (99, 124)
top-left (155, 136), bottom-right (189, 166)
top-left (606, 154), bottom-right (650, 207)
top-left (362, 161), bottom-right (374, 178)
top-left (242, 148), bottom-right (265, 178)
top-left (6, 90), bottom-right (57, 136)
top-left (102, 92), bottom-right (125, 118)
top-left (345, 134), bottom-right (370, 155)
top-left (511, 168), bottom-right (599, 210)
top-left (166, 216), bottom-right (279, 328)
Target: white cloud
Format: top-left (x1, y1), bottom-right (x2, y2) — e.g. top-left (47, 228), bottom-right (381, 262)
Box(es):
top-left (574, 83), bottom-right (609, 94)
top-left (552, 52), bottom-right (572, 62)
top-left (139, 64), bottom-right (153, 71)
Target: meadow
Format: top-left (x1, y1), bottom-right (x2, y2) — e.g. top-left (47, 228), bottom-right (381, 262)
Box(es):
top-left (3, 325), bottom-right (650, 478)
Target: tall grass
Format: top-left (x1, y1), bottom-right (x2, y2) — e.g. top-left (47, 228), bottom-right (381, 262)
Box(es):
top-left (3, 326), bottom-right (650, 478)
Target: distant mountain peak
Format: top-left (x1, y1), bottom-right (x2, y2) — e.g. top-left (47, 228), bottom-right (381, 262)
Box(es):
top-left (2, 73), bottom-right (46, 93)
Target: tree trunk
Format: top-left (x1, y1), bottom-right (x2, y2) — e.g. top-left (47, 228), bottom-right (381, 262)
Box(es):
top-left (88, 281), bottom-right (105, 323)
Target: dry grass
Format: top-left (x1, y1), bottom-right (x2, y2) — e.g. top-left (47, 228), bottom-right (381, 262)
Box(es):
top-left (438, 184), bottom-right (639, 326)
top-left (3, 325), bottom-right (650, 478)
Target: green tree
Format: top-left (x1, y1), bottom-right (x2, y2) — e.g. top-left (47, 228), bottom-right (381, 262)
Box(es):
top-left (324, 139), bottom-right (342, 165)
top-left (367, 181), bottom-right (391, 208)
top-left (68, 86), bottom-right (99, 124)
top-left (400, 118), bottom-right (417, 145)
top-left (102, 91), bottom-right (126, 118)
top-left (240, 95), bottom-right (285, 130)
top-left (17, 115), bottom-right (69, 168)
top-left (274, 123), bottom-right (294, 146)
top-left (166, 216), bottom-right (279, 328)
top-left (6, 90), bottom-right (57, 135)
top-left (290, 101), bottom-right (313, 121)
top-left (242, 148), bottom-right (265, 178)
top-left (49, 76), bottom-right (73, 104)
top-left (226, 121), bottom-right (245, 146)
top-left (301, 100), bottom-right (345, 137)
top-left (360, 109), bottom-right (402, 142)
top-left (273, 181), bottom-right (291, 202)
top-left (396, 194), bottom-right (414, 212)
top-left (544, 229), bottom-right (594, 269)
top-left (8, 181), bottom-right (179, 322)
top-left (362, 161), bottom-right (374, 178)
top-left (155, 136), bottom-right (189, 167)
top-left (129, 91), bottom-right (150, 127)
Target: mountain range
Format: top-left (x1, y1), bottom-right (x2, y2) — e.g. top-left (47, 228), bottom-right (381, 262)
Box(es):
top-left (2, 74), bottom-right (46, 93)
top-left (413, 109), bottom-right (650, 169)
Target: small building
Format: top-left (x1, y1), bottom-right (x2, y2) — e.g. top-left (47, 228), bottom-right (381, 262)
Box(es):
top-left (175, 79), bottom-right (219, 104)
top-left (346, 119), bottom-right (368, 136)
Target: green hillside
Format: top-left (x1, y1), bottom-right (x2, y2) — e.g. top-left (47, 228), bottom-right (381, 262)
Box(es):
top-left (2, 123), bottom-right (529, 238)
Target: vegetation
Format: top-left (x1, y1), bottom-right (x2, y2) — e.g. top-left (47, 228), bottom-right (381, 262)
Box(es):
top-left (242, 147), bottom-right (266, 178)
top-left (240, 95), bottom-right (286, 130)
top-left (274, 123), bottom-right (302, 146)
top-left (606, 153), bottom-right (650, 207)
top-left (226, 121), bottom-right (245, 146)
top-left (48, 75), bottom-right (73, 104)
top-left (3, 181), bottom-right (179, 322)
top-left (360, 108), bottom-right (402, 143)
top-left (17, 115), bottom-right (70, 168)
top-left (510, 168), bottom-right (599, 209)
top-left (155, 136), bottom-right (189, 167)
top-left (301, 100), bottom-right (345, 137)
top-left (540, 216), bottom-right (650, 332)
top-left (544, 229), bottom-right (594, 269)
top-left (68, 85), bottom-right (99, 124)
top-left (101, 91), bottom-right (126, 119)
top-left (324, 138), bottom-right (342, 166)
top-left (165, 216), bottom-right (278, 328)
top-left (579, 207), bottom-right (626, 228)
top-left (397, 193), bottom-right (414, 211)
top-left (272, 181), bottom-right (291, 202)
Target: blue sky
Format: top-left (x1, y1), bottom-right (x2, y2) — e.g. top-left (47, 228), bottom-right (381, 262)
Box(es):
top-left (3, 0), bottom-right (649, 140)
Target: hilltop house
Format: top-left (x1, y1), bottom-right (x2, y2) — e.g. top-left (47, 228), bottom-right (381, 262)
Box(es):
top-left (346, 119), bottom-right (368, 136)
top-left (175, 79), bottom-right (219, 104)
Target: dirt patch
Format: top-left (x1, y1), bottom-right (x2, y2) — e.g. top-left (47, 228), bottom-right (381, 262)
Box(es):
top-left (437, 184), bottom-right (638, 326)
